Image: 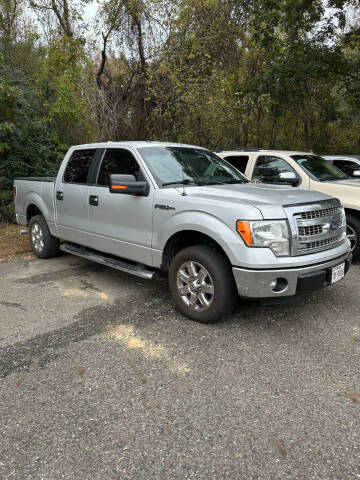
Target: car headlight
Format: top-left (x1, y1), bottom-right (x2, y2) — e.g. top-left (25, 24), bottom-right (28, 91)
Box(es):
top-left (236, 220), bottom-right (290, 256)
top-left (340, 206), bottom-right (346, 228)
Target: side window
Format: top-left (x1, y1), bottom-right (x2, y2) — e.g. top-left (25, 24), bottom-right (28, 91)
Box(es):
top-left (333, 160), bottom-right (359, 176)
top-left (97, 149), bottom-right (143, 186)
top-left (252, 155), bottom-right (296, 183)
top-left (224, 155), bottom-right (249, 174)
top-left (63, 149), bottom-right (96, 184)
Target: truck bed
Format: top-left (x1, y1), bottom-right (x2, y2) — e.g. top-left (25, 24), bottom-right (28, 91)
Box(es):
top-left (15, 177), bottom-right (56, 182)
top-left (14, 177), bottom-right (56, 227)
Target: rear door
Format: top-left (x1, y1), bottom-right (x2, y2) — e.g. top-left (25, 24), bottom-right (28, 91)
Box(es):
top-left (55, 148), bottom-right (98, 245)
top-left (87, 147), bottom-right (154, 266)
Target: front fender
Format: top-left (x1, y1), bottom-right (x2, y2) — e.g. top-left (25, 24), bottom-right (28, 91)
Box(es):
top-left (153, 210), bottom-right (245, 267)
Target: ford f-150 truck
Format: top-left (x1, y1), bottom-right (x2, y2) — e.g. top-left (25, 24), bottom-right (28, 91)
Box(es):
top-left (216, 149), bottom-right (360, 258)
top-left (14, 142), bottom-right (352, 323)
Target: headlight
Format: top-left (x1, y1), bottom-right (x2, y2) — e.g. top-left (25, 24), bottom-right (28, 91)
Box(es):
top-left (340, 206), bottom-right (346, 228)
top-left (236, 220), bottom-right (290, 256)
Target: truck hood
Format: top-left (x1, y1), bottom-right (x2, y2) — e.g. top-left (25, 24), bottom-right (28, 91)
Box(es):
top-left (182, 183), bottom-right (333, 219)
top-left (311, 179), bottom-right (360, 210)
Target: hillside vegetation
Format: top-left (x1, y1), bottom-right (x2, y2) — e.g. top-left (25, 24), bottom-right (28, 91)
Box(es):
top-left (1, 0), bottom-right (360, 221)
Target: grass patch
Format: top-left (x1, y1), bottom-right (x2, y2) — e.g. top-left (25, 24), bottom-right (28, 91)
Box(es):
top-left (0, 224), bottom-right (33, 262)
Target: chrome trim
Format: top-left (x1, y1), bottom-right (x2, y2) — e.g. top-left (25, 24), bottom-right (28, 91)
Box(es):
top-left (60, 243), bottom-right (155, 280)
top-left (284, 199), bottom-right (346, 256)
top-left (176, 261), bottom-right (214, 312)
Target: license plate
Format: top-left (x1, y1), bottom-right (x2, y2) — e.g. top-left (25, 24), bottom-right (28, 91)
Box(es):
top-left (331, 263), bottom-right (345, 284)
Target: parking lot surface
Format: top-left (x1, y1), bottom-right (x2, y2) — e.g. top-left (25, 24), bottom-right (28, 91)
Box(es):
top-left (0, 254), bottom-right (359, 480)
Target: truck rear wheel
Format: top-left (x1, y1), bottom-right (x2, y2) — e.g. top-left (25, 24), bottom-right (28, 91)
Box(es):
top-left (29, 215), bottom-right (60, 259)
top-left (346, 214), bottom-right (360, 259)
top-left (168, 245), bottom-right (238, 323)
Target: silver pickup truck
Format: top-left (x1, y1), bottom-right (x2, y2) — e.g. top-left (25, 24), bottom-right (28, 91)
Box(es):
top-left (14, 141), bottom-right (352, 323)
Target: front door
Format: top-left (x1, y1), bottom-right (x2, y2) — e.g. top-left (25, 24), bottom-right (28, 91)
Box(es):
top-left (251, 154), bottom-right (303, 187)
top-left (87, 148), bottom-right (154, 266)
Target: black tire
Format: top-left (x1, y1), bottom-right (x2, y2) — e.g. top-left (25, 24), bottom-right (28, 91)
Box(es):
top-left (346, 214), bottom-right (360, 259)
top-left (168, 245), bottom-right (238, 323)
top-left (29, 214), bottom-right (60, 259)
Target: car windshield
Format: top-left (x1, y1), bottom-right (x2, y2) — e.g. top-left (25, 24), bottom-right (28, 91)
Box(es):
top-left (291, 154), bottom-right (348, 182)
top-left (138, 146), bottom-right (248, 187)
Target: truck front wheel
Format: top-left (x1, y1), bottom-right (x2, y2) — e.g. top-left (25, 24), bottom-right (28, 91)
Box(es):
top-left (346, 214), bottom-right (360, 259)
top-left (168, 245), bottom-right (238, 323)
top-left (29, 215), bottom-right (60, 259)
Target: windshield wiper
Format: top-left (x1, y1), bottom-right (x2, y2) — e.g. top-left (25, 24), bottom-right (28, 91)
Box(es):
top-left (221, 179), bottom-right (248, 184)
top-left (206, 179), bottom-right (247, 185)
top-left (201, 181), bottom-right (226, 185)
top-left (162, 178), bottom-right (247, 187)
top-left (162, 180), bottom-right (202, 187)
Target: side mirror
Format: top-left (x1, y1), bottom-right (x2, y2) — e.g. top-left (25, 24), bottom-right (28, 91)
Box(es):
top-left (352, 170), bottom-right (360, 177)
top-left (278, 171), bottom-right (299, 186)
top-left (110, 174), bottom-right (149, 196)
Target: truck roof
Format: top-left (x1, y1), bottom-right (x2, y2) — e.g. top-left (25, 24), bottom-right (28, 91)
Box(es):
top-left (70, 141), bottom-right (206, 150)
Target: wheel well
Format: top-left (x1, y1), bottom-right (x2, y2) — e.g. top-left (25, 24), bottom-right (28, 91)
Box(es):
top-left (344, 208), bottom-right (360, 219)
top-left (161, 230), bottom-right (230, 271)
top-left (26, 204), bottom-right (42, 225)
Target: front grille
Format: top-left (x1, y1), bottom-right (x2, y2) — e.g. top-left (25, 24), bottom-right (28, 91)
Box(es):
top-left (295, 206), bottom-right (339, 220)
top-left (285, 200), bottom-right (346, 255)
top-left (298, 233), bottom-right (344, 251)
top-left (298, 225), bottom-right (323, 236)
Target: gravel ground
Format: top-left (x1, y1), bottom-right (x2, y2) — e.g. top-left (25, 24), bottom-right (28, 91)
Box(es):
top-left (0, 254), bottom-right (359, 480)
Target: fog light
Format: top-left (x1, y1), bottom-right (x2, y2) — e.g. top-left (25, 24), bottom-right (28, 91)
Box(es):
top-left (271, 278), bottom-right (288, 293)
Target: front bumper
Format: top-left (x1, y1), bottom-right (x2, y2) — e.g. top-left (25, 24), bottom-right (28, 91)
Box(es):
top-left (232, 251), bottom-right (352, 299)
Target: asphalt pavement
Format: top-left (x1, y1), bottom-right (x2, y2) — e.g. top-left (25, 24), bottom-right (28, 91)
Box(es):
top-left (0, 254), bottom-right (359, 480)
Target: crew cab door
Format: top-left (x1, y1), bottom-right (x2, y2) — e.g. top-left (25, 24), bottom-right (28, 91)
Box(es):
top-left (249, 154), bottom-right (307, 188)
top-left (87, 148), bottom-right (154, 266)
top-left (55, 148), bottom-right (99, 245)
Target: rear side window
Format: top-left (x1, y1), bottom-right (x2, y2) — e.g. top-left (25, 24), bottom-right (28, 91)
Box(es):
top-left (63, 149), bottom-right (96, 184)
top-left (97, 149), bottom-right (142, 186)
top-left (224, 155), bottom-right (249, 174)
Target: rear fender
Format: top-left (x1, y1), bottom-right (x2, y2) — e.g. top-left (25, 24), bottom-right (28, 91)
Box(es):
top-left (25, 191), bottom-right (57, 236)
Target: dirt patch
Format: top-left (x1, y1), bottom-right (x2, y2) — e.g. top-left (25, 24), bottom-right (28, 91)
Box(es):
top-left (0, 224), bottom-right (32, 261)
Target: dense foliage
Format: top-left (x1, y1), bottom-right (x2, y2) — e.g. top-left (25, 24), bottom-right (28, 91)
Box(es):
top-left (0, 0), bottom-right (359, 221)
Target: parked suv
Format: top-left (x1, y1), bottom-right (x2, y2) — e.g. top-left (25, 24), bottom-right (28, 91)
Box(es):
top-left (14, 142), bottom-right (351, 322)
top-left (216, 149), bottom-right (360, 258)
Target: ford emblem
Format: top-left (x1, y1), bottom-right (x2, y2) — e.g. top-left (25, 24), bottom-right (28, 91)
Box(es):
top-left (329, 221), bottom-right (340, 231)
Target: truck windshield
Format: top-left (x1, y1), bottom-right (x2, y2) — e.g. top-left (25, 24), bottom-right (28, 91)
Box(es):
top-left (138, 146), bottom-right (248, 187)
top-left (291, 154), bottom-right (348, 182)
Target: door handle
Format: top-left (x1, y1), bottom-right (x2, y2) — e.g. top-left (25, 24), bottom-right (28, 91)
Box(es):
top-left (56, 191), bottom-right (63, 201)
top-left (89, 195), bottom-right (98, 206)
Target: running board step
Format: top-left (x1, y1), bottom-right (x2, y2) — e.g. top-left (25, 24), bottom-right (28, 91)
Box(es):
top-left (60, 243), bottom-right (156, 280)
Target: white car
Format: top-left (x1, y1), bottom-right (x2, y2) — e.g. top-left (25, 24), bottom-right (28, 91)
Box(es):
top-left (216, 149), bottom-right (360, 258)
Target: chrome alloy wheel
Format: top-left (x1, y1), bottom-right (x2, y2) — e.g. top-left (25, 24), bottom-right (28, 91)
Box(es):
top-left (176, 261), bottom-right (214, 312)
top-left (31, 222), bottom-right (44, 252)
top-left (347, 224), bottom-right (358, 252)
